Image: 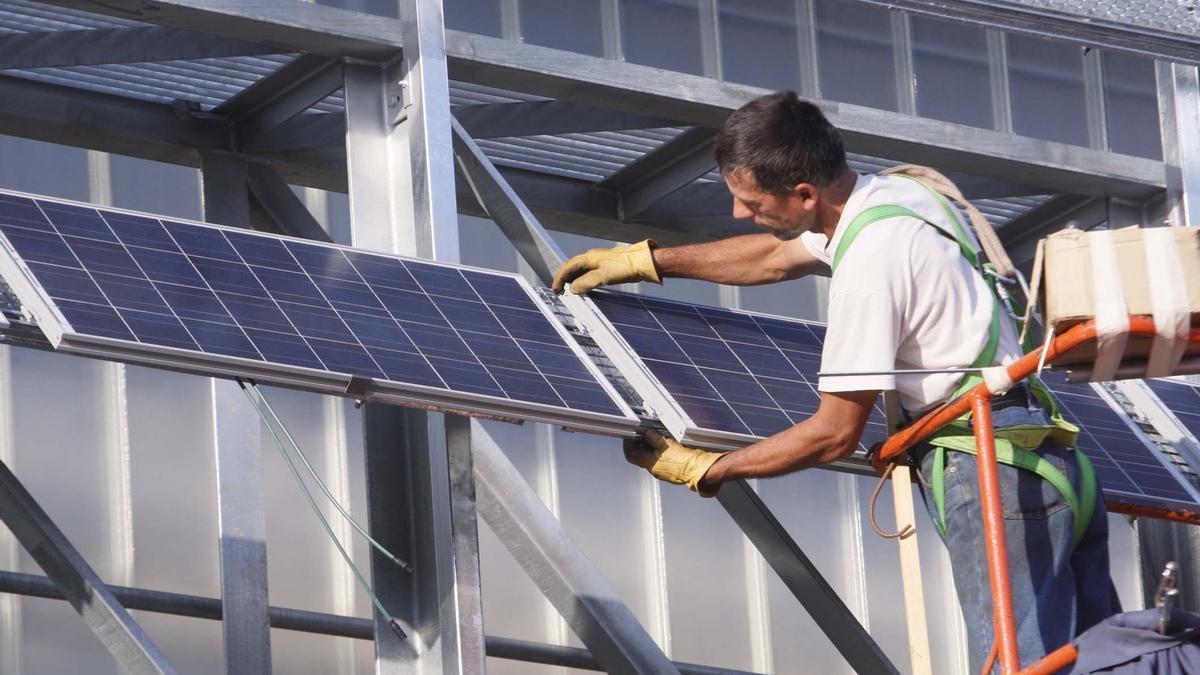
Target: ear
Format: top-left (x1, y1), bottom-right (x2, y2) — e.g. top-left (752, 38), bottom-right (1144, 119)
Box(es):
top-left (791, 182), bottom-right (819, 208)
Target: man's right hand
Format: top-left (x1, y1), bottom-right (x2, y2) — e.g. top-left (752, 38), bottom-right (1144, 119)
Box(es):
top-left (551, 239), bottom-right (661, 294)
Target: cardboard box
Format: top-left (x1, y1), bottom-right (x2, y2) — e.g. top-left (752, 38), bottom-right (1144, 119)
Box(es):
top-left (1037, 225), bottom-right (1200, 366)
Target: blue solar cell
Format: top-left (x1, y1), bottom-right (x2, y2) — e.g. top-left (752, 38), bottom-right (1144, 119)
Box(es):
top-left (38, 202), bottom-right (116, 241)
top-left (56, 299), bottom-right (134, 340)
top-left (107, 213), bottom-right (176, 251)
top-left (0, 194), bottom-right (49, 228)
top-left (1040, 371), bottom-right (1199, 507)
top-left (0, 192), bottom-right (630, 421)
top-left (226, 231), bottom-right (302, 272)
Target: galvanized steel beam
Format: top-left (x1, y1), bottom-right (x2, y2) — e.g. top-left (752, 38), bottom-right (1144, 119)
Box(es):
top-left (0, 459), bottom-right (175, 674)
top-left (1157, 61), bottom-right (1200, 228)
top-left (998, 194), bottom-right (1104, 271)
top-left (215, 54), bottom-right (344, 150)
top-left (598, 127), bottom-right (719, 220)
top-left (344, 0), bottom-right (482, 670)
top-left (443, 30), bottom-right (1166, 200)
top-left (246, 164), bottom-right (332, 242)
top-left (33, 0), bottom-right (404, 61)
top-left (454, 100), bottom-right (676, 138)
top-left (847, 0), bottom-right (1200, 67)
top-left (0, 570), bottom-right (761, 675)
top-left (208, 376), bottom-right (271, 674)
top-left (471, 422), bottom-right (681, 675)
top-left (716, 480), bottom-right (899, 675)
top-left (0, 26), bottom-right (275, 70)
top-left (451, 117), bottom-right (569, 284)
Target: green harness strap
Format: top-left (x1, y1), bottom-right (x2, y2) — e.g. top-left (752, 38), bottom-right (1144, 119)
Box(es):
top-left (830, 190), bottom-right (1098, 548)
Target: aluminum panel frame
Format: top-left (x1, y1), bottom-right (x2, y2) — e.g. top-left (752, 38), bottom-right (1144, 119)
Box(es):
top-left (1112, 379), bottom-right (1200, 492)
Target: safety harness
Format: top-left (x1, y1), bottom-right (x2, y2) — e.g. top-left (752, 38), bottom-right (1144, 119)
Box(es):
top-left (831, 173), bottom-right (1098, 547)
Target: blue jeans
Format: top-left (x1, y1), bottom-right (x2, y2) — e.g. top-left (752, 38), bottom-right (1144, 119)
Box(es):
top-left (913, 404), bottom-right (1121, 673)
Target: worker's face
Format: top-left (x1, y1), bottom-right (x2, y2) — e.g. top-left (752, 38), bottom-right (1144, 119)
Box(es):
top-left (724, 169), bottom-right (819, 240)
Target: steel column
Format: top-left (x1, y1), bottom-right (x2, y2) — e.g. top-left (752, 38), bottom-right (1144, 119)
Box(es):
top-left (471, 422), bottom-right (681, 675)
top-left (716, 480), bottom-right (899, 675)
top-left (209, 379), bottom-right (272, 675)
top-left (345, 1), bottom-right (478, 671)
top-left (1156, 61), bottom-right (1200, 228)
top-left (0, 458), bottom-right (175, 674)
top-left (199, 150), bottom-right (252, 229)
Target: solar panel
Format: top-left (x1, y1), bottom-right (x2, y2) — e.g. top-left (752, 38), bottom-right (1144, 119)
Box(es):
top-left (1143, 378), bottom-right (1200, 444)
top-left (0, 190), bottom-right (637, 434)
top-left (564, 290), bottom-right (888, 459)
top-left (1039, 371), bottom-right (1200, 508)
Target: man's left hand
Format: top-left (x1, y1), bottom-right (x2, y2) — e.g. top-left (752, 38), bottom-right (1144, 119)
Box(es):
top-left (623, 430), bottom-right (726, 497)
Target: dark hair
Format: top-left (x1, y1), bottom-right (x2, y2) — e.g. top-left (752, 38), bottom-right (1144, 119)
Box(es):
top-left (714, 91), bottom-right (847, 193)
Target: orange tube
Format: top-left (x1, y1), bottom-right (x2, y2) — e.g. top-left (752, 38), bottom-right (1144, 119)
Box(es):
top-left (1105, 501), bottom-right (1200, 525)
top-left (1018, 643), bottom-right (1077, 674)
top-left (972, 395), bottom-right (1021, 673)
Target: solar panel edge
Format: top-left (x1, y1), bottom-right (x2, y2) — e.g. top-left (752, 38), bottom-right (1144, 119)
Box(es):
top-left (561, 290), bottom-right (699, 439)
top-left (0, 188), bottom-right (640, 435)
top-left (1112, 379), bottom-right (1200, 503)
top-left (1085, 380), bottom-right (1200, 506)
top-left (0, 187), bottom-right (540, 289)
top-left (0, 223), bottom-right (70, 346)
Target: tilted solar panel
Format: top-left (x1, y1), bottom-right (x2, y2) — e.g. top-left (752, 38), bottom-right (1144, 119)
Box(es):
top-left (0, 191), bottom-right (637, 435)
top-left (565, 290), bottom-right (888, 460)
top-left (1039, 371), bottom-right (1200, 508)
top-left (1143, 378), bottom-right (1200, 443)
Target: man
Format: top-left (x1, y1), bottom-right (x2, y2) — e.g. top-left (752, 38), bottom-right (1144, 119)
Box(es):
top-left (552, 91), bottom-right (1117, 671)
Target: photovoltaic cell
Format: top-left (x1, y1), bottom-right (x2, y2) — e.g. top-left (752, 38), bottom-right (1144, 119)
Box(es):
top-left (588, 290), bottom-right (888, 451)
top-left (1040, 371), bottom-right (1200, 508)
top-left (0, 191), bottom-right (632, 426)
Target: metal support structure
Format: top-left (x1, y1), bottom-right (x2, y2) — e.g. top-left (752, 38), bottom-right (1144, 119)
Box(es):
top-left (598, 127), bottom-right (721, 220)
top-left (209, 379), bottom-right (272, 674)
top-left (0, 26), bottom-right (275, 70)
top-left (215, 54), bottom-right (345, 150)
top-left (472, 422), bottom-right (681, 675)
top-left (0, 569), bottom-right (761, 675)
top-left (0, 458), bottom-right (175, 674)
top-left (717, 480), bottom-right (899, 675)
top-left (451, 116), bottom-right (570, 283)
top-left (343, 2), bottom-right (478, 670)
top-left (199, 150), bottom-right (252, 229)
top-left (847, 0), bottom-right (1200, 66)
top-left (443, 30), bottom-right (1165, 200)
top-left (1156, 61), bottom-right (1200, 228)
top-left (39, 0), bottom-right (405, 61)
top-left (454, 100), bottom-right (675, 139)
top-left (246, 163), bottom-right (333, 242)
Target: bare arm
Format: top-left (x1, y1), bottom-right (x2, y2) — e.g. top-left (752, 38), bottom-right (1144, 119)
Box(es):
top-left (653, 233), bottom-right (830, 286)
top-left (699, 389), bottom-right (878, 489)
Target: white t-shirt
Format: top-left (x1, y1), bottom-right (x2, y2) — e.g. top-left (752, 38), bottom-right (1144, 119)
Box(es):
top-left (804, 174), bottom-right (1022, 414)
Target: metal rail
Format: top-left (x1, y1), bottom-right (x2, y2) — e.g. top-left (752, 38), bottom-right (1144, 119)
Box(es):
top-left (0, 570), bottom-right (760, 675)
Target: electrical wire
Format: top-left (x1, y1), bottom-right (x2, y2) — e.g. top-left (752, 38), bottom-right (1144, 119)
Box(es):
top-left (237, 380), bottom-right (408, 641)
top-left (241, 381), bottom-right (412, 573)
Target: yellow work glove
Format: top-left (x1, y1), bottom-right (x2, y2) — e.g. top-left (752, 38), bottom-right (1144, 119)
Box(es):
top-left (623, 430), bottom-right (726, 497)
top-left (551, 239), bottom-right (661, 294)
